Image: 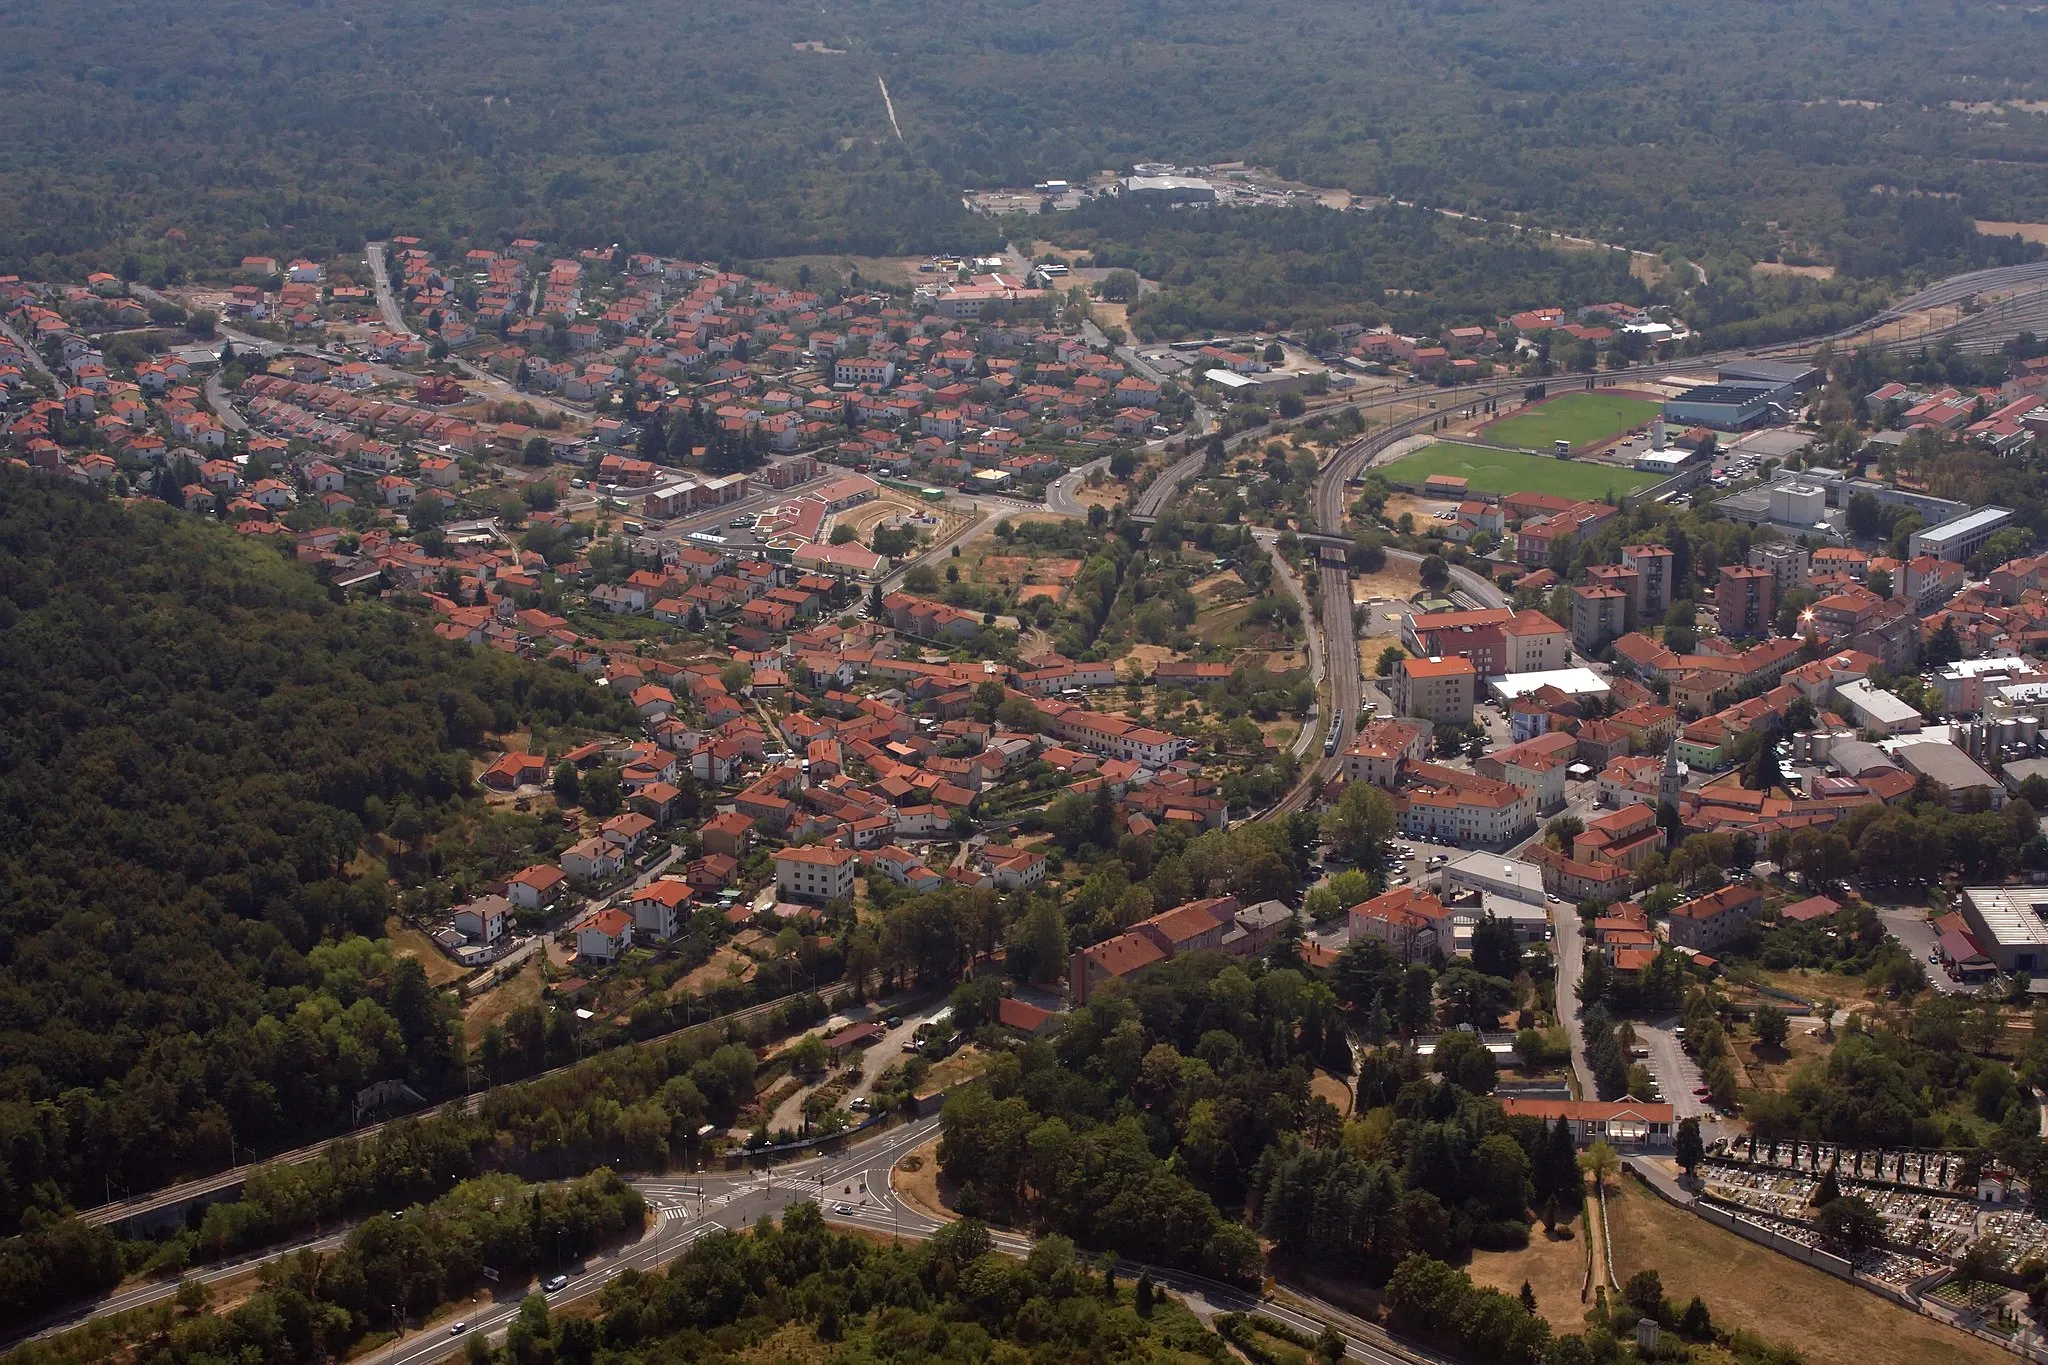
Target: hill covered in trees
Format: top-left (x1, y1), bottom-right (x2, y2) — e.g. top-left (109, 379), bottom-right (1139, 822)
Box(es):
top-left (5, 0), bottom-right (2047, 284)
top-left (0, 476), bottom-right (630, 1227)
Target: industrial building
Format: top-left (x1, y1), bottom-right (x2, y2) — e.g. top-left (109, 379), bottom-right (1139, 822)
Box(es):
top-left (1718, 358), bottom-right (1820, 395)
top-left (1959, 887), bottom-right (2048, 973)
top-left (1908, 506), bottom-right (2014, 563)
top-left (1119, 175), bottom-right (1217, 204)
top-left (1663, 383), bottom-right (1781, 430)
top-left (1662, 361), bottom-right (1815, 431)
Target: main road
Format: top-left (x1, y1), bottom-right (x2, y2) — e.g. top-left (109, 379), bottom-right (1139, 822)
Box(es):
top-left (349, 1113), bottom-right (1437, 1365)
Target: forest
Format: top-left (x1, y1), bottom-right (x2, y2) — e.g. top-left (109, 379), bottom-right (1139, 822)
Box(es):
top-left (0, 476), bottom-right (632, 1228)
top-left (6, 0), bottom-right (2048, 287)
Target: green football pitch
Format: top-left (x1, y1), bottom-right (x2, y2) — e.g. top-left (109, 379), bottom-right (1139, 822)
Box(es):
top-left (1378, 442), bottom-right (1660, 501)
top-left (1478, 392), bottom-right (1663, 451)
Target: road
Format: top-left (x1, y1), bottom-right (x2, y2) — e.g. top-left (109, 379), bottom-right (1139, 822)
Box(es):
top-left (202, 371), bottom-right (248, 433)
top-left (78, 980), bottom-right (875, 1231)
top-left (0, 316), bottom-right (58, 385)
top-left (1549, 901), bottom-right (1595, 1097)
top-left (352, 1113), bottom-right (1432, 1365)
top-left (1253, 528), bottom-right (1326, 764)
top-left (12, 1227), bottom-right (353, 1345)
top-left (364, 241), bottom-right (581, 421)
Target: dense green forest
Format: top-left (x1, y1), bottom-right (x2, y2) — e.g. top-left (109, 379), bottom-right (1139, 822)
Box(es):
top-left (0, 476), bottom-right (631, 1228)
top-left (6, 0), bottom-right (2048, 280)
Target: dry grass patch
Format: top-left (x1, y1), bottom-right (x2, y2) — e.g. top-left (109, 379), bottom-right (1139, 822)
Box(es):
top-left (923, 1046), bottom-right (990, 1091)
top-left (464, 956), bottom-right (542, 1027)
top-left (1350, 560), bottom-right (1421, 600)
top-left (1754, 261), bottom-right (1838, 279)
top-left (1311, 1071), bottom-right (1353, 1115)
top-left (1738, 1016), bottom-right (1835, 1093)
top-left (1383, 492), bottom-right (1459, 528)
top-left (1606, 1178), bottom-right (2008, 1365)
top-left (1118, 642), bottom-right (1189, 674)
top-left (672, 945), bottom-right (757, 996)
top-left (1465, 1225), bottom-right (1587, 1327)
top-left (387, 919), bottom-right (470, 987)
top-left (1975, 221), bottom-right (2048, 245)
top-left (892, 1136), bottom-right (960, 1224)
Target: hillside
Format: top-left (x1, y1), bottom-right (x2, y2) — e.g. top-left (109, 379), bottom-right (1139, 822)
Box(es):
top-left (4, 0), bottom-right (2048, 280)
top-left (0, 475), bottom-right (631, 1226)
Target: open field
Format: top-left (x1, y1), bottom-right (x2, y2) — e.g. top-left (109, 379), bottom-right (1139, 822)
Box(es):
top-left (1380, 443), bottom-right (1659, 501)
top-left (1607, 1177), bottom-right (2008, 1365)
top-left (1349, 559), bottom-right (1424, 602)
top-left (1755, 261), bottom-right (1838, 279)
top-left (464, 956), bottom-right (542, 1027)
top-left (1477, 393), bottom-right (1662, 450)
top-left (388, 919), bottom-right (470, 987)
top-left (1974, 221), bottom-right (2048, 246)
top-left (1465, 1225), bottom-right (1587, 1328)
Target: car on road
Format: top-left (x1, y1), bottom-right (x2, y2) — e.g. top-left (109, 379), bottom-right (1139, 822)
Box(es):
top-left (450, 1322), bottom-right (469, 1336)
top-left (545, 1275), bottom-right (569, 1293)
top-left (835, 1203), bottom-right (856, 1214)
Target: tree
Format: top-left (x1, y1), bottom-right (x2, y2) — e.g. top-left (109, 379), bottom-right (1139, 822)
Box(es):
top-left (1679, 1295), bottom-right (1712, 1339)
top-left (1810, 1169), bottom-right (1841, 1207)
top-left (553, 761), bottom-right (580, 807)
top-left (1419, 554), bottom-right (1450, 592)
top-left (1471, 915), bottom-right (1519, 980)
top-left (1743, 738), bottom-right (1786, 795)
top-left (1623, 1268), bottom-right (1665, 1324)
top-left (1433, 1028), bottom-right (1500, 1095)
top-left (1096, 269), bottom-right (1140, 302)
top-left (1376, 644), bottom-right (1405, 676)
top-left (830, 522), bottom-right (857, 545)
top-left (1867, 566), bottom-right (1893, 599)
top-left (1577, 1140), bottom-right (1619, 1191)
top-left (1814, 1195), bottom-right (1883, 1252)
top-left (583, 764), bottom-right (623, 818)
top-left (1320, 781), bottom-right (1395, 865)
top-left (1519, 1281), bottom-right (1537, 1314)
top-left (1674, 1117), bottom-right (1703, 1178)
top-left (1752, 1004), bottom-right (1790, 1049)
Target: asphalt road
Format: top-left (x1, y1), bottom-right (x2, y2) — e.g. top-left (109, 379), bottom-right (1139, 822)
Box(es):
top-left (365, 1112), bottom-right (1428, 1365)
top-left (66, 1110), bottom-right (1431, 1365)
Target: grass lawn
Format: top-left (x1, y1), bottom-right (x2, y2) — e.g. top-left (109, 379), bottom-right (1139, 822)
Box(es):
top-left (1479, 393), bottom-right (1662, 450)
top-left (1607, 1178), bottom-right (2009, 1365)
top-left (1379, 443), bottom-right (1659, 501)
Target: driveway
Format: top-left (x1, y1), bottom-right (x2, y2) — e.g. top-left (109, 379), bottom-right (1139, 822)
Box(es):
top-left (1549, 901), bottom-right (1595, 1097)
top-left (1879, 907), bottom-right (1975, 995)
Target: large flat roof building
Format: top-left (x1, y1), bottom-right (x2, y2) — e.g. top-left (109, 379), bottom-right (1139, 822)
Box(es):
top-left (1908, 506), bottom-right (2013, 563)
top-left (1664, 382), bottom-right (1781, 430)
top-left (1120, 175), bottom-right (1217, 204)
top-left (1960, 887), bottom-right (2048, 973)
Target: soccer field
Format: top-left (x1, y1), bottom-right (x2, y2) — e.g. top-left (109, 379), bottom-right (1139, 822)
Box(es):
top-left (1479, 392), bottom-right (1662, 450)
top-left (1378, 443), bottom-right (1659, 501)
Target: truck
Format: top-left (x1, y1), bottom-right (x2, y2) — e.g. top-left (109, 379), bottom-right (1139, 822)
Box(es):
top-left (1554, 438), bottom-right (1572, 458)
